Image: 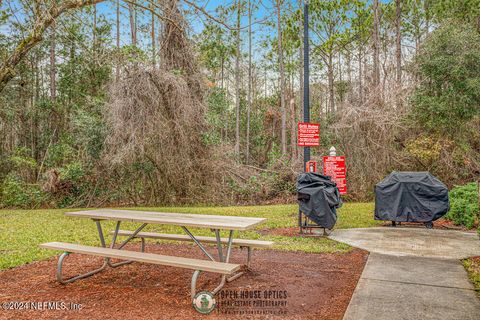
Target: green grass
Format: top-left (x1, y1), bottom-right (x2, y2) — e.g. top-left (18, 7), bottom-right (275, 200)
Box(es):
top-left (463, 258), bottom-right (480, 293)
top-left (0, 202), bottom-right (378, 270)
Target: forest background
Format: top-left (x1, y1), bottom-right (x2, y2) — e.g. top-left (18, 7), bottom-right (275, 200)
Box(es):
top-left (0, 0), bottom-right (479, 209)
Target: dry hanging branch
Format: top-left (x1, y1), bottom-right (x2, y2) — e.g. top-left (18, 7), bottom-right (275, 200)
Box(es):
top-left (330, 85), bottom-right (411, 198)
top-left (104, 0), bottom-right (220, 203)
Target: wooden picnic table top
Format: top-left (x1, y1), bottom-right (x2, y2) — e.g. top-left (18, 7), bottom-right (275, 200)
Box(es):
top-left (65, 209), bottom-right (266, 231)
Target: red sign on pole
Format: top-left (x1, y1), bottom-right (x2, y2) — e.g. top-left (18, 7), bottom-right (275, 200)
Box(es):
top-left (323, 156), bottom-right (347, 195)
top-left (298, 122), bottom-right (320, 147)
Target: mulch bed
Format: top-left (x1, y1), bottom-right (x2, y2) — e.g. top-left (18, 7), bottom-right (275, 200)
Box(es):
top-left (0, 243), bottom-right (367, 319)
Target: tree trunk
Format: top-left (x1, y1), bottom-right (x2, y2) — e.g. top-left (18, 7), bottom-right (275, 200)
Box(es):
top-left (347, 49), bottom-right (352, 84)
top-left (128, 2), bottom-right (137, 46)
top-left (234, 0), bottom-right (241, 159)
top-left (290, 98), bottom-right (297, 159)
top-left (49, 21), bottom-right (56, 101)
top-left (338, 51), bottom-right (342, 82)
top-left (347, 48), bottom-right (352, 102)
top-left (33, 52), bottom-right (39, 162)
top-left (69, 41), bottom-right (75, 102)
top-left (116, 0), bottom-right (120, 81)
top-left (395, 0), bottom-right (402, 86)
top-left (358, 47), bottom-right (363, 104)
top-left (327, 53), bottom-right (335, 114)
top-left (93, 3), bottom-right (97, 50)
top-left (221, 56), bottom-right (224, 89)
top-left (372, 0), bottom-right (380, 87)
top-left (276, 0), bottom-right (287, 156)
top-left (424, 0), bottom-right (431, 35)
top-left (264, 65), bottom-right (267, 98)
top-left (151, 2), bottom-right (156, 65)
top-left (92, 3), bottom-right (97, 95)
top-left (246, 0), bottom-right (252, 164)
top-left (50, 14), bottom-right (58, 143)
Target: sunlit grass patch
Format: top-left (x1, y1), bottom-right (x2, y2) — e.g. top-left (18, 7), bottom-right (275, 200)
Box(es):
top-left (0, 202), bottom-right (378, 269)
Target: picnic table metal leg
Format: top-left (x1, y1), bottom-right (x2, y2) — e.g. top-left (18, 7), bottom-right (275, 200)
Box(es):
top-left (110, 221), bottom-right (121, 248)
top-left (56, 220), bottom-right (109, 284)
top-left (95, 219), bottom-right (107, 247)
top-left (222, 230), bottom-right (248, 283)
top-left (191, 268), bottom-right (227, 298)
top-left (214, 230), bottom-right (254, 288)
top-left (190, 230), bottom-right (235, 297)
top-left (108, 222), bottom-right (147, 268)
top-left (55, 220), bottom-right (110, 284)
top-left (115, 223), bottom-right (148, 250)
top-left (189, 229), bottom-right (253, 297)
top-left (214, 229), bottom-right (223, 261)
top-left (55, 220), bottom-right (109, 284)
top-left (95, 219), bottom-right (116, 267)
top-left (212, 275), bottom-right (227, 295)
top-left (224, 230), bottom-right (234, 262)
top-left (212, 230), bottom-right (233, 293)
top-left (190, 269), bottom-right (228, 297)
top-left (56, 252), bottom-right (108, 284)
top-left (55, 220), bottom-right (148, 285)
top-left (191, 270), bottom-right (202, 299)
top-left (181, 226), bottom-right (215, 261)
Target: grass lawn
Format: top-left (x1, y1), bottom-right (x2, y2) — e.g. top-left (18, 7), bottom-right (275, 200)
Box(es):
top-left (463, 258), bottom-right (480, 293)
top-left (0, 202), bottom-right (379, 270)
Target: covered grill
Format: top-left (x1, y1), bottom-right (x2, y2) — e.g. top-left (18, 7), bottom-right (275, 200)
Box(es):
top-left (297, 172), bottom-right (342, 231)
top-left (374, 171), bottom-right (450, 228)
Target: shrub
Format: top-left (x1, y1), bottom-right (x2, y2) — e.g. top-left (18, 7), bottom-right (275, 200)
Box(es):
top-left (46, 139), bottom-right (76, 168)
top-left (445, 182), bottom-right (479, 229)
top-left (5, 147), bottom-right (38, 181)
top-left (56, 161), bottom-right (89, 208)
top-left (0, 174), bottom-right (45, 208)
top-left (59, 161), bottom-right (86, 183)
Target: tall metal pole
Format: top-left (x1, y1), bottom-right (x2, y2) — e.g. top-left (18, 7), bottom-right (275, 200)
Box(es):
top-left (303, 0), bottom-right (310, 170)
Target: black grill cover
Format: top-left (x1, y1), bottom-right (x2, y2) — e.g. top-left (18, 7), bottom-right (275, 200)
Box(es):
top-left (297, 172), bottom-right (342, 229)
top-left (374, 172), bottom-right (450, 222)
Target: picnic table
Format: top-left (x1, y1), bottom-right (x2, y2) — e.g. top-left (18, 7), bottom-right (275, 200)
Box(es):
top-left (40, 209), bottom-right (273, 298)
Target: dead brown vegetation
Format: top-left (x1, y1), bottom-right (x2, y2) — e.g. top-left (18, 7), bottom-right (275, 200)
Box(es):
top-left (103, 0), bottom-right (220, 204)
top-left (330, 83), bottom-right (480, 200)
top-left (331, 86), bottom-right (411, 199)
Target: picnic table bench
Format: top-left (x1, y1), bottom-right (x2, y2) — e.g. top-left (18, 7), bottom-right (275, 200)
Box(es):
top-left (40, 209), bottom-right (273, 298)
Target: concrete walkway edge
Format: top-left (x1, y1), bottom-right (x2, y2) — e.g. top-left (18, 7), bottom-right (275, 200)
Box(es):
top-left (328, 228), bottom-right (480, 320)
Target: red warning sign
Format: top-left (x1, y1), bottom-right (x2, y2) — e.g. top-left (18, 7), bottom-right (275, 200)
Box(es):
top-left (323, 156), bottom-right (347, 195)
top-left (298, 123), bottom-right (320, 147)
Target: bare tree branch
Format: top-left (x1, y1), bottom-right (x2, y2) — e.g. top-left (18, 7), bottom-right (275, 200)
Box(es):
top-left (182, 0), bottom-right (233, 30)
top-left (0, 0), bottom-right (266, 93)
top-left (0, 0), bottom-right (105, 93)
top-left (181, 0), bottom-right (271, 31)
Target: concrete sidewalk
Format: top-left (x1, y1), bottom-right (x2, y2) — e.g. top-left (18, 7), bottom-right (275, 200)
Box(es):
top-left (329, 227), bottom-right (480, 259)
top-left (329, 228), bottom-right (480, 320)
